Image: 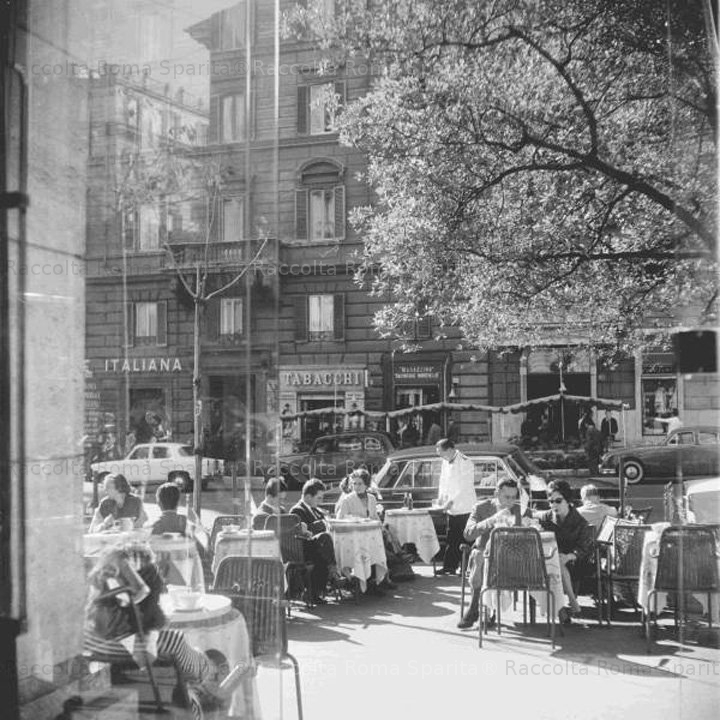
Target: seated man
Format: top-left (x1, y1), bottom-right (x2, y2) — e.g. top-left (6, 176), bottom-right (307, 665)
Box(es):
top-left (458, 478), bottom-right (529, 629)
top-left (289, 479), bottom-right (340, 603)
top-left (576, 483), bottom-right (617, 531)
top-left (151, 482), bottom-right (190, 536)
top-left (536, 479), bottom-right (594, 622)
top-left (252, 478), bottom-right (287, 530)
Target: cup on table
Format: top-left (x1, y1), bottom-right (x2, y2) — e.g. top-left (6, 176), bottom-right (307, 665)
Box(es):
top-left (116, 518), bottom-right (134, 532)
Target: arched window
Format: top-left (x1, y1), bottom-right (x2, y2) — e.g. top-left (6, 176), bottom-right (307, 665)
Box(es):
top-left (295, 159), bottom-right (345, 242)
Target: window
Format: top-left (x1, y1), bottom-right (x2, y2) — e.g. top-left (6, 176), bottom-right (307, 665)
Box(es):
top-left (295, 185), bottom-right (345, 242)
top-left (137, 203), bottom-right (165, 250)
top-left (130, 301), bottom-right (167, 346)
top-left (297, 82), bottom-right (345, 135)
top-left (152, 446), bottom-right (170, 459)
top-left (212, 93), bottom-right (246, 143)
top-left (222, 197), bottom-right (244, 242)
top-left (213, 1), bottom-right (246, 50)
top-left (140, 99), bottom-right (163, 150)
top-left (309, 188), bottom-right (335, 240)
top-left (641, 377), bottom-right (678, 436)
top-left (220, 297), bottom-right (244, 336)
top-left (698, 432), bottom-right (719, 445)
top-left (294, 293), bottom-right (345, 342)
top-left (128, 446), bottom-right (150, 460)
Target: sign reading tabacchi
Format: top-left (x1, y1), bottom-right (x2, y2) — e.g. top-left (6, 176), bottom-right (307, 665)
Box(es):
top-left (282, 371), bottom-right (364, 387)
top-left (103, 358), bottom-right (183, 373)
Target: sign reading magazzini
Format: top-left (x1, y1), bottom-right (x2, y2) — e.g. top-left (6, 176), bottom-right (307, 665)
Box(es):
top-left (394, 364), bottom-right (442, 383)
top-left (103, 358), bottom-right (183, 373)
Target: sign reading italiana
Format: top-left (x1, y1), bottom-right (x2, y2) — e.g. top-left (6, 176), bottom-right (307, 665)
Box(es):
top-left (104, 358), bottom-right (183, 373)
top-left (282, 370), bottom-right (364, 387)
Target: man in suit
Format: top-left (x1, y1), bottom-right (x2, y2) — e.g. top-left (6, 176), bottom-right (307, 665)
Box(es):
top-left (457, 478), bottom-right (528, 629)
top-left (289, 478), bottom-right (339, 602)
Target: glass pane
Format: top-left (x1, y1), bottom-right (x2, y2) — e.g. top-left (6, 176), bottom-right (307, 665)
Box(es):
top-left (698, 432), bottom-right (719, 445)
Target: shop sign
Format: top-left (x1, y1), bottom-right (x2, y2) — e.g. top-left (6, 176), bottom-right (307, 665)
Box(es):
top-left (282, 370), bottom-right (364, 387)
top-left (394, 364), bottom-right (442, 384)
top-left (103, 357), bottom-right (183, 373)
top-left (642, 353), bottom-right (675, 375)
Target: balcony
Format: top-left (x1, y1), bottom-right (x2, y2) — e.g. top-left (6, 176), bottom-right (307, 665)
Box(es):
top-left (162, 241), bottom-right (246, 270)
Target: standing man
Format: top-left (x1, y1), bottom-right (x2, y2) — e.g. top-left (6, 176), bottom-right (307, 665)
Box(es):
top-left (600, 410), bottom-right (618, 452)
top-left (435, 438), bottom-right (476, 575)
top-left (655, 408), bottom-right (682, 435)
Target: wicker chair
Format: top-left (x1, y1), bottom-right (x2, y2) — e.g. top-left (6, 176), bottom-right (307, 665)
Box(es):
top-left (264, 514), bottom-right (315, 609)
top-left (606, 522), bottom-right (651, 622)
top-left (478, 527), bottom-right (557, 649)
top-left (212, 557), bottom-right (303, 720)
top-left (645, 525), bottom-right (720, 652)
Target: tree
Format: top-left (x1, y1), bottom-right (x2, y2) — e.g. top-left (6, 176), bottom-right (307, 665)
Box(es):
top-left (289, 0), bottom-right (717, 354)
top-left (118, 144), bottom-right (268, 513)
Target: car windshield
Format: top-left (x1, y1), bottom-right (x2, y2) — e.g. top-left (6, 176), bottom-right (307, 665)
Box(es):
top-left (375, 458), bottom-right (403, 488)
top-left (178, 446), bottom-right (192, 456)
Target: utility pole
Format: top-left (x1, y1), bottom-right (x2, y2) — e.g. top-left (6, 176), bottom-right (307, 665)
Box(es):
top-left (193, 263), bottom-right (202, 514)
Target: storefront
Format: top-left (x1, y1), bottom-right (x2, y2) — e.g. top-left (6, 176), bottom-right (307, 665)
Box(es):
top-left (639, 348), bottom-right (678, 437)
top-left (278, 365), bottom-right (367, 448)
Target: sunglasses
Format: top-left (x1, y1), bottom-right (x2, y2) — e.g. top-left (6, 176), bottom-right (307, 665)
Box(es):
top-left (548, 497), bottom-right (565, 505)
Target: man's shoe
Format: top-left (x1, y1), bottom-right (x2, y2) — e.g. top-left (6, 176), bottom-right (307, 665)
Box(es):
top-left (436, 568), bottom-right (457, 576)
top-left (457, 611), bottom-right (479, 629)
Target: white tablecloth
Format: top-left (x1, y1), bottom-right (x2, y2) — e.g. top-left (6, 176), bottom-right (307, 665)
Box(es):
top-left (637, 522), bottom-right (720, 622)
top-left (163, 594), bottom-right (262, 719)
top-left (384, 509), bottom-right (440, 564)
top-left (327, 519), bottom-right (387, 592)
top-left (482, 532), bottom-right (564, 619)
top-left (212, 530), bottom-right (280, 574)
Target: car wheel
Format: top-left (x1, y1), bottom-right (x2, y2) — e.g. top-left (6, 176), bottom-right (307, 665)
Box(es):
top-left (622, 459), bottom-right (645, 484)
top-left (169, 471), bottom-right (191, 493)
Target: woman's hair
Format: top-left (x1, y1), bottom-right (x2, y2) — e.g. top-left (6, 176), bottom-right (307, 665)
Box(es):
top-left (106, 473), bottom-right (131, 495)
top-left (547, 479), bottom-right (574, 505)
top-left (351, 468), bottom-right (371, 488)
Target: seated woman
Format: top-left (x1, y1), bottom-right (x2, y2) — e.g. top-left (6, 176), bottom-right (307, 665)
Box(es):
top-left (84, 544), bottom-right (248, 703)
top-left (89, 474), bottom-right (148, 533)
top-left (535, 479), bottom-right (594, 622)
top-left (335, 469), bottom-right (379, 520)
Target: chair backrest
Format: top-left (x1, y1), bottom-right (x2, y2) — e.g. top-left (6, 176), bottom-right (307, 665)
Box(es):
top-left (596, 514), bottom-right (619, 544)
top-left (654, 525), bottom-right (720, 593)
top-left (485, 527), bottom-right (548, 591)
top-left (612, 522), bottom-right (651, 578)
top-left (632, 507), bottom-right (653, 524)
top-left (264, 514), bottom-right (307, 564)
top-left (209, 515), bottom-right (247, 557)
top-left (212, 557), bottom-right (286, 656)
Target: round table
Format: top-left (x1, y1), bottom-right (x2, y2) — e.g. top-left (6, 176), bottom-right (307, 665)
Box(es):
top-left (162, 594), bottom-right (262, 719)
top-left (212, 529), bottom-right (280, 574)
top-left (384, 509), bottom-right (440, 564)
top-left (327, 518), bottom-right (387, 592)
top-left (148, 535), bottom-right (205, 591)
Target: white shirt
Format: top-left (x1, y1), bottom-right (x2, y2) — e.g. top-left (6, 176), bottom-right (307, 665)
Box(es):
top-left (437, 451), bottom-right (476, 516)
top-left (657, 416), bottom-right (682, 434)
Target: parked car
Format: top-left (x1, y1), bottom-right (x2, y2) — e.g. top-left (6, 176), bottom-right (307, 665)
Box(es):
top-left (599, 426), bottom-right (720, 484)
top-left (684, 477), bottom-right (720, 523)
top-left (90, 442), bottom-right (224, 492)
top-left (266, 431), bottom-right (395, 490)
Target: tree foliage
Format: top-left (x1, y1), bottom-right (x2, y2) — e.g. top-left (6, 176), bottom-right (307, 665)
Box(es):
top-left (290, 0), bottom-right (717, 353)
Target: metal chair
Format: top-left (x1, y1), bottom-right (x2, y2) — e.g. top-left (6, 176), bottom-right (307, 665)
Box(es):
top-left (212, 557), bottom-right (304, 720)
top-left (645, 525), bottom-right (720, 652)
top-left (478, 527), bottom-right (557, 649)
top-left (606, 522), bottom-right (651, 622)
top-left (264, 514), bottom-right (316, 609)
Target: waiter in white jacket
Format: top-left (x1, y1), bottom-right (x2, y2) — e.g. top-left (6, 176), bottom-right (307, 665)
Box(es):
top-left (435, 438), bottom-right (477, 575)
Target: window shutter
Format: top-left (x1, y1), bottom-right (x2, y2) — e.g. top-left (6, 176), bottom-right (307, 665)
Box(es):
top-left (296, 86), bottom-right (308, 135)
top-left (334, 185), bottom-right (345, 240)
top-left (126, 302), bottom-right (135, 347)
top-left (156, 301), bottom-right (167, 346)
top-left (209, 96), bottom-right (220, 144)
top-left (205, 298), bottom-right (219, 341)
top-left (333, 294), bottom-right (345, 340)
top-left (294, 298), bottom-right (307, 341)
top-left (416, 316), bottom-right (432, 339)
top-left (295, 189), bottom-right (308, 240)
top-left (334, 80), bottom-right (346, 109)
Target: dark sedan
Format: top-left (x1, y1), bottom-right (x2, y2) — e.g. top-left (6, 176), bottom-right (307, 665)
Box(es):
top-left (599, 425), bottom-right (720, 484)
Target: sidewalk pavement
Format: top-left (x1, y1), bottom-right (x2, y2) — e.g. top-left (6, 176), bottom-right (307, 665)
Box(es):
top-left (256, 565), bottom-right (720, 720)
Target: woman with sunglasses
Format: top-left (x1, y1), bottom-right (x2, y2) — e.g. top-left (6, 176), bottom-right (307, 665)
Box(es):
top-left (536, 479), bottom-right (594, 623)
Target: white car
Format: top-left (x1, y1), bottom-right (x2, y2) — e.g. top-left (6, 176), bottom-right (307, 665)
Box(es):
top-left (90, 442), bottom-right (224, 492)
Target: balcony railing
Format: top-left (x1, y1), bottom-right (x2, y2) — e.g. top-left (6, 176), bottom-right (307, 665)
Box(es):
top-left (163, 241), bottom-right (246, 269)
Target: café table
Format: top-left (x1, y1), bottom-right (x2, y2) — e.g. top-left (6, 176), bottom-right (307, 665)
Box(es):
top-left (384, 508), bottom-right (440, 563)
top-left (83, 529), bottom-right (152, 573)
top-left (327, 518), bottom-right (388, 592)
top-left (481, 531), bottom-right (564, 619)
top-left (212, 529), bottom-right (280, 574)
top-left (161, 593), bottom-right (262, 719)
top-left (637, 522), bottom-right (720, 623)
